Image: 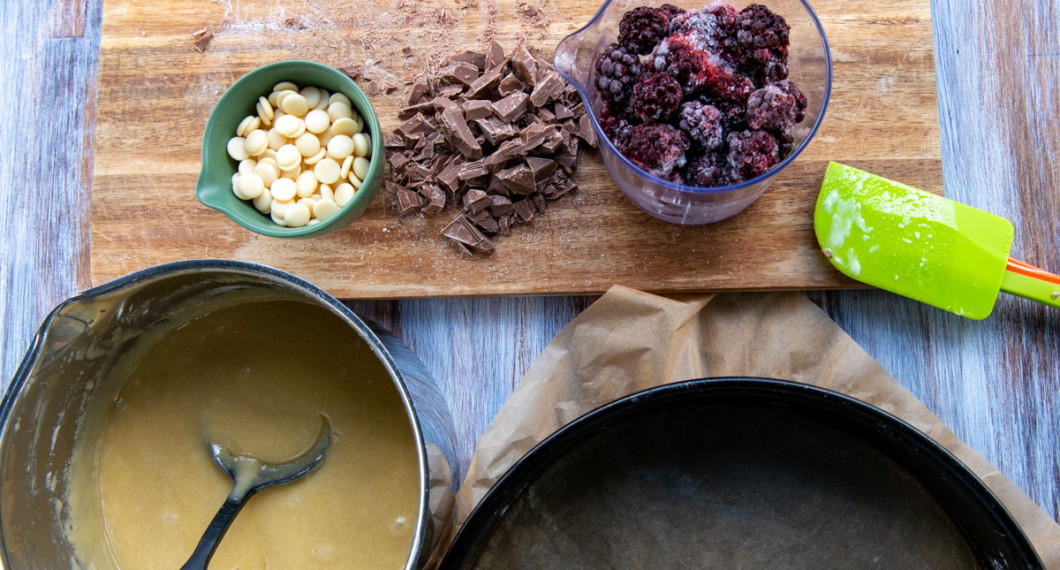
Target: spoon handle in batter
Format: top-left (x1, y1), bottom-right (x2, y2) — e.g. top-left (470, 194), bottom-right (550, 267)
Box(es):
top-left (180, 497), bottom-right (246, 570)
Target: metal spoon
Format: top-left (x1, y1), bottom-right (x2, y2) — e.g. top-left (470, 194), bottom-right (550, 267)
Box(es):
top-left (180, 416), bottom-right (331, 570)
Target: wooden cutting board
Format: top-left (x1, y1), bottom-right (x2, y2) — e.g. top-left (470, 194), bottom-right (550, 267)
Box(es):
top-left (90, 0), bottom-right (941, 299)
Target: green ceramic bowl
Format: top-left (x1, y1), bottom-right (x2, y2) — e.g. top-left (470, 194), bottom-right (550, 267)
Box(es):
top-left (196, 60), bottom-right (384, 238)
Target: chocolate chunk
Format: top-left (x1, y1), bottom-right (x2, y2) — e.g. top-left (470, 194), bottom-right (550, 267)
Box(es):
top-left (396, 186), bottom-right (424, 216)
top-left (529, 71), bottom-right (565, 108)
top-left (531, 192), bottom-right (547, 214)
top-left (492, 91), bottom-right (529, 123)
top-left (474, 116), bottom-right (516, 145)
top-left (483, 139), bottom-right (525, 168)
top-left (513, 199), bottom-right (535, 222)
top-left (485, 40), bottom-right (507, 69)
top-left (577, 113), bottom-right (598, 148)
top-left (441, 62), bottom-right (480, 85)
top-left (553, 103), bottom-right (574, 120)
top-left (422, 184), bottom-right (447, 214)
top-left (498, 74), bottom-right (526, 97)
top-left (436, 84), bottom-right (466, 99)
top-left (390, 152), bottom-right (412, 171)
top-left (442, 214), bottom-right (494, 252)
top-left (462, 188), bottom-right (489, 209)
top-left (467, 65), bottom-right (504, 99)
top-left (470, 212), bottom-right (499, 234)
top-left (525, 156), bottom-right (557, 183)
top-left (464, 100), bottom-right (494, 121)
top-left (445, 50), bottom-right (487, 71)
top-left (536, 106), bottom-right (556, 123)
top-left (519, 122), bottom-right (552, 151)
top-left (496, 164), bottom-right (536, 194)
top-left (458, 160), bottom-right (490, 181)
top-left (436, 161), bottom-right (463, 193)
top-left (441, 107), bottom-right (482, 159)
top-left (397, 113), bottom-right (434, 139)
top-left (511, 45), bottom-right (537, 86)
top-left (488, 195), bottom-right (514, 216)
top-left (399, 99), bottom-right (437, 119)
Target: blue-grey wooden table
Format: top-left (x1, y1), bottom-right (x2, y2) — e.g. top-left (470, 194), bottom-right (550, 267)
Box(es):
top-left (2, 0), bottom-right (1057, 530)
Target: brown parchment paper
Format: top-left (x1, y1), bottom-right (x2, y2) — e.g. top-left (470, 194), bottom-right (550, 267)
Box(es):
top-left (452, 285), bottom-right (1060, 567)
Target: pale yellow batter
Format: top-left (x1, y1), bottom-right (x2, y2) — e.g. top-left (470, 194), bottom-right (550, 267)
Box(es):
top-left (66, 299), bottom-right (420, 569)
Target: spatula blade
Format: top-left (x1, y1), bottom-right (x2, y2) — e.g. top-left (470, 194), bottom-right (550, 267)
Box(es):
top-left (814, 162), bottom-right (1013, 320)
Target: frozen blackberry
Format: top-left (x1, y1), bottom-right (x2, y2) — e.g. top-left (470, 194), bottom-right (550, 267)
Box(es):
top-left (736, 4), bottom-right (789, 55)
top-left (595, 43), bottom-right (643, 103)
top-left (619, 6), bottom-right (674, 55)
top-left (625, 123), bottom-right (690, 178)
top-left (684, 151), bottom-right (734, 187)
top-left (727, 129), bottom-right (780, 180)
top-left (670, 1), bottom-right (740, 63)
top-left (736, 4), bottom-right (790, 86)
top-left (677, 100), bottom-right (724, 150)
top-left (629, 72), bottom-right (683, 122)
top-left (597, 100), bottom-right (636, 152)
top-left (746, 80), bottom-right (805, 132)
top-left (652, 31), bottom-right (754, 101)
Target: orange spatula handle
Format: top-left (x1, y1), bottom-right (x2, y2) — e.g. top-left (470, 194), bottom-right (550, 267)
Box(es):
top-left (1000, 257), bottom-right (1060, 309)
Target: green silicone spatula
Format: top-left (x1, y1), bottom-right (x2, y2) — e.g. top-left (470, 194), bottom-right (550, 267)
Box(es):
top-left (814, 162), bottom-right (1060, 320)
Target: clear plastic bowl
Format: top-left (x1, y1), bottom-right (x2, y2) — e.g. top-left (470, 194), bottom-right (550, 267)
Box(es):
top-left (554, 0), bottom-right (832, 225)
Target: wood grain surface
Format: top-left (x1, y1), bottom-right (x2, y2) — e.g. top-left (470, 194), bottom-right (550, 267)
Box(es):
top-left (0, 0), bottom-right (1058, 552)
top-left (88, 0), bottom-right (941, 298)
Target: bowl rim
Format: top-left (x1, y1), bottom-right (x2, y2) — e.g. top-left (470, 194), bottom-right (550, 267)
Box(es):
top-left (196, 59), bottom-right (385, 238)
top-left (439, 377), bottom-right (1044, 569)
top-left (554, 0), bottom-right (834, 196)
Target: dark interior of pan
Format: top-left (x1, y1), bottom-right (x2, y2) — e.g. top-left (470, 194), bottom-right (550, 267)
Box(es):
top-left (440, 377), bottom-right (1042, 569)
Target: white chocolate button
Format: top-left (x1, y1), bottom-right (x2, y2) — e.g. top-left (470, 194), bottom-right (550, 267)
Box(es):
top-left (244, 129), bottom-right (268, 156)
top-left (270, 211), bottom-right (288, 227)
top-left (257, 96), bottom-right (274, 121)
top-left (334, 182), bottom-right (354, 207)
top-left (314, 158), bottom-right (341, 185)
top-left (304, 109), bottom-right (331, 134)
top-left (301, 86), bottom-right (322, 108)
top-left (238, 158), bottom-right (257, 175)
top-left (237, 115), bottom-right (260, 137)
top-left (340, 155), bottom-right (353, 179)
top-left (253, 189), bottom-right (272, 213)
top-left (314, 90), bottom-right (330, 111)
top-left (270, 198), bottom-right (292, 217)
top-left (329, 92), bottom-right (352, 107)
top-left (253, 161), bottom-right (279, 187)
top-left (319, 184), bottom-right (334, 202)
top-left (352, 156), bottom-right (371, 180)
top-left (313, 199), bottom-right (340, 221)
top-left (281, 93), bottom-right (310, 117)
top-left (276, 144), bottom-right (301, 170)
top-left (296, 171), bottom-right (318, 198)
top-left (270, 177), bottom-right (297, 202)
top-left (328, 101), bottom-right (353, 122)
top-left (274, 114), bottom-right (303, 138)
top-left (348, 171), bottom-right (362, 189)
top-left (284, 203), bottom-right (312, 227)
top-left (266, 128), bottom-right (287, 150)
top-left (327, 135), bottom-right (355, 160)
top-left (273, 81), bottom-right (298, 93)
top-left (331, 117), bottom-right (359, 137)
top-left (304, 148), bottom-right (327, 166)
top-left (236, 172), bottom-right (265, 199)
top-left (295, 133), bottom-right (320, 157)
top-left (227, 136), bottom-right (249, 161)
top-left (352, 133), bottom-right (370, 157)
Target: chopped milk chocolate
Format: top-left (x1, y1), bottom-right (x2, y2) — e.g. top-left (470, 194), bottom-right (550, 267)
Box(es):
top-left (386, 41), bottom-right (594, 252)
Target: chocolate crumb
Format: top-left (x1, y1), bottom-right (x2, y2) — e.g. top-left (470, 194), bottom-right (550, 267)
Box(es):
top-left (191, 29), bottom-right (213, 54)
